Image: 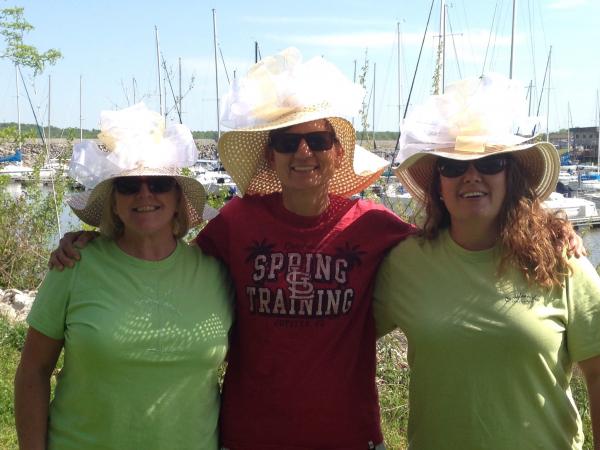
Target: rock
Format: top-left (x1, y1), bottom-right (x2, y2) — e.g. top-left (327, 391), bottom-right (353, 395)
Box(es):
top-left (0, 287), bottom-right (36, 323)
top-left (13, 292), bottom-right (34, 311)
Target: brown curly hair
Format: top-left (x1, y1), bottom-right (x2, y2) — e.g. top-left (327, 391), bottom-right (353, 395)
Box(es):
top-left (420, 155), bottom-right (571, 289)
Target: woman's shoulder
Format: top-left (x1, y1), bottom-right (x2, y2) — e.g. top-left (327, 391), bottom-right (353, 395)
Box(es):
top-left (77, 235), bottom-right (114, 258)
top-left (179, 240), bottom-right (222, 264)
top-left (341, 196), bottom-right (403, 220)
top-left (344, 197), bottom-right (417, 234)
top-left (218, 193), bottom-right (273, 216)
top-left (387, 233), bottom-right (443, 261)
top-left (178, 241), bottom-right (230, 281)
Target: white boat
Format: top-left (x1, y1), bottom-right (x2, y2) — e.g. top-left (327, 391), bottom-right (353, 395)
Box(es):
top-left (190, 159), bottom-right (236, 195)
top-left (582, 191), bottom-right (600, 208)
top-left (567, 170), bottom-right (600, 192)
top-left (383, 183), bottom-right (413, 209)
top-left (558, 170), bottom-right (578, 184)
top-left (0, 163), bottom-right (55, 182)
top-left (542, 192), bottom-right (599, 223)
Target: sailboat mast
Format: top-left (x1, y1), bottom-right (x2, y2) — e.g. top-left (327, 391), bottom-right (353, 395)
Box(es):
top-left (179, 57), bottom-right (182, 119)
top-left (397, 22), bottom-right (402, 133)
top-left (372, 62), bottom-right (376, 149)
top-left (79, 75), bottom-right (83, 141)
top-left (545, 46), bottom-right (552, 141)
top-left (352, 59), bottom-right (357, 128)
top-left (155, 26), bottom-right (163, 116)
top-left (15, 64), bottom-right (21, 144)
top-left (527, 80), bottom-right (533, 116)
top-left (436, 0), bottom-right (446, 95)
top-left (212, 9), bottom-right (221, 139)
top-left (567, 102), bottom-right (571, 155)
top-left (48, 75), bottom-right (51, 142)
top-left (441, 0), bottom-right (446, 94)
top-left (596, 90), bottom-right (599, 173)
top-left (509, 0), bottom-right (516, 79)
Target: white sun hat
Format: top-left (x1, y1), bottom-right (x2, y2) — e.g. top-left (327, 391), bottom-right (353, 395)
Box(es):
top-left (394, 73), bottom-right (559, 204)
top-left (217, 47), bottom-right (389, 197)
top-left (67, 103), bottom-right (209, 227)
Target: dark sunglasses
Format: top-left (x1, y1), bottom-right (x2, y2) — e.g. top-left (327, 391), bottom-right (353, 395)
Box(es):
top-left (437, 155), bottom-right (509, 178)
top-left (113, 176), bottom-right (177, 195)
top-left (269, 131), bottom-right (336, 154)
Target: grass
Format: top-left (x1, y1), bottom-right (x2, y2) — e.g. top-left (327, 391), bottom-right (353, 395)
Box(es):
top-left (0, 317), bottom-right (26, 450)
top-left (377, 331), bottom-right (410, 449)
top-left (0, 319), bottom-right (593, 449)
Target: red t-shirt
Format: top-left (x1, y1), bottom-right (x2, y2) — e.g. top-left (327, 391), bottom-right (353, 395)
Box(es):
top-left (196, 193), bottom-right (414, 450)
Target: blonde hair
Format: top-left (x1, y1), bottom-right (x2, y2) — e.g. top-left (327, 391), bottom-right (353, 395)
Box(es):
top-left (99, 181), bottom-right (190, 240)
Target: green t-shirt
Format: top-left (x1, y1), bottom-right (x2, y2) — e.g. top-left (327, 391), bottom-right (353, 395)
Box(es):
top-left (28, 237), bottom-right (233, 450)
top-left (374, 230), bottom-right (600, 450)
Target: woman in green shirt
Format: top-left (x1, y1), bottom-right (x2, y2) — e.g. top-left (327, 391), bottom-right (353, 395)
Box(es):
top-left (374, 74), bottom-right (600, 449)
top-left (14, 103), bottom-right (232, 450)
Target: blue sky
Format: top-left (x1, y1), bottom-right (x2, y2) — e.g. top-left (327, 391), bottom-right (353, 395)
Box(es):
top-left (0, 0), bottom-right (598, 134)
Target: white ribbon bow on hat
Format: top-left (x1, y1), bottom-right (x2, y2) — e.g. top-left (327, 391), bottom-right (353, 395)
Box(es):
top-left (69, 103), bottom-right (198, 189)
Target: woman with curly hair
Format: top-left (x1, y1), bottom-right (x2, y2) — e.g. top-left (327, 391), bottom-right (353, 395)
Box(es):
top-left (374, 74), bottom-right (600, 449)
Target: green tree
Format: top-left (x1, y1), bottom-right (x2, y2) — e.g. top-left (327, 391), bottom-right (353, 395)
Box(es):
top-left (431, 35), bottom-right (442, 95)
top-left (357, 49), bottom-right (371, 148)
top-left (0, 6), bottom-right (61, 74)
top-left (0, 7), bottom-right (66, 290)
top-left (0, 127), bottom-right (70, 289)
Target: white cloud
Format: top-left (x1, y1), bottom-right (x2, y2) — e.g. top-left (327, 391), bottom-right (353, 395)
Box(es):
top-left (547, 0), bottom-right (588, 10)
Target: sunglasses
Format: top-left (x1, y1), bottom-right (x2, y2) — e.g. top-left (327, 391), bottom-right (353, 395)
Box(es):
top-left (113, 176), bottom-right (177, 195)
top-left (269, 131), bottom-right (336, 154)
top-left (437, 155), bottom-right (509, 178)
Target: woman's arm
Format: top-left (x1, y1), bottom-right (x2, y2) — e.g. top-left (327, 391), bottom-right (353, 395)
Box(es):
top-left (580, 354), bottom-right (600, 450)
top-left (14, 328), bottom-right (64, 450)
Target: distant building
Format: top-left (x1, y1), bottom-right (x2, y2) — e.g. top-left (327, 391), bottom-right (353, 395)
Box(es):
top-left (548, 130), bottom-right (569, 150)
top-left (568, 127), bottom-right (599, 164)
top-left (571, 127), bottom-right (599, 152)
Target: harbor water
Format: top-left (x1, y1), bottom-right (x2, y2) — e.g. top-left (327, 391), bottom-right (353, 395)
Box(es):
top-left (9, 182), bottom-right (600, 268)
top-left (581, 230), bottom-right (600, 268)
top-left (57, 190), bottom-right (600, 268)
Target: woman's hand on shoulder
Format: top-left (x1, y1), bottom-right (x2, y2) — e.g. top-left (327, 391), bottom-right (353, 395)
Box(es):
top-left (48, 230), bottom-right (100, 270)
top-left (564, 223), bottom-right (587, 258)
top-left (567, 232), bottom-right (587, 258)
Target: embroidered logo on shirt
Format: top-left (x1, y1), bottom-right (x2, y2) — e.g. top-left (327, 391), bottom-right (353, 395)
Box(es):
top-left (504, 293), bottom-right (540, 306)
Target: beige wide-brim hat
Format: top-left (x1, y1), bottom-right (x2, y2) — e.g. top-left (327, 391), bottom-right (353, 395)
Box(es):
top-left (218, 113), bottom-right (388, 197)
top-left (394, 73), bottom-right (560, 204)
top-left (395, 141), bottom-right (560, 204)
top-left (217, 47), bottom-right (389, 197)
top-left (67, 166), bottom-right (207, 228)
top-left (67, 103), bottom-right (210, 228)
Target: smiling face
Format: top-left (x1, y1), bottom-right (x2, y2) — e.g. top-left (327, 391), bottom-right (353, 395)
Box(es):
top-left (438, 158), bottom-right (507, 233)
top-left (267, 119), bottom-right (344, 198)
top-left (112, 176), bottom-right (180, 241)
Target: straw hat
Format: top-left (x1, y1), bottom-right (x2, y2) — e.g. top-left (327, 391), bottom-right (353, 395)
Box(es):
top-left (218, 47), bottom-right (389, 197)
top-left (67, 103), bottom-right (208, 227)
top-left (394, 73), bottom-right (560, 204)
